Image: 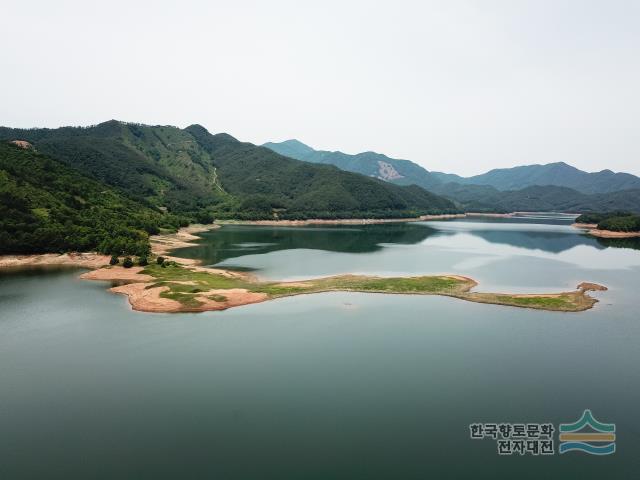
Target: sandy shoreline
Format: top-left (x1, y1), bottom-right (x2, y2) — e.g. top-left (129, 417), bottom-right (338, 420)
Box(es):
top-left (215, 212), bottom-right (524, 227)
top-left (586, 229), bottom-right (640, 238)
top-left (217, 214), bottom-right (466, 226)
top-left (0, 252), bottom-right (110, 270)
top-left (571, 223), bottom-right (640, 238)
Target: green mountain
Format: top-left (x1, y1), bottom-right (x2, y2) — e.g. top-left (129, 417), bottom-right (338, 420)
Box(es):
top-left (0, 121), bottom-right (225, 219)
top-left (185, 125), bottom-right (456, 218)
top-left (0, 121), bottom-right (457, 227)
top-left (264, 140), bottom-right (640, 194)
top-left (263, 139), bottom-right (441, 189)
top-left (451, 162), bottom-right (640, 194)
top-left (0, 142), bottom-right (187, 255)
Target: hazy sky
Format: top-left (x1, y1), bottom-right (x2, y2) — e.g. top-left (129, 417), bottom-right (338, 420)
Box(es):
top-left (3, 0), bottom-right (640, 176)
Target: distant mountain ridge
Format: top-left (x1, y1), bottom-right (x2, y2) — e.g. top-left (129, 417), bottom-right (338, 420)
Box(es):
top-left (263, 139), bottom-right (441, 189)
top-left (446, 162), bottom-right (640, 194)
top-left (263, 140), bottom-right (640, 194)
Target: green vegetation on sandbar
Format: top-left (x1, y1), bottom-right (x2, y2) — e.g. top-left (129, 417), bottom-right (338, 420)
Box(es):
top-left (140, 263), bottom-right (601, 312)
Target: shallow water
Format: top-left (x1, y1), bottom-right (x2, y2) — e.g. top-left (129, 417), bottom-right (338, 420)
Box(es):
top-left (1, 216), bottom-right (639, 479)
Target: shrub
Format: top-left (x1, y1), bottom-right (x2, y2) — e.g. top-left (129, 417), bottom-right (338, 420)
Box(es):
top-left (123, 257), bottom-right (134, 268)
top-left (109, 255), bottom-right (119, 265)
top-left (156, 256), bottom-right (165, 265)
top-left (138, 256), bottom-right (148, 266)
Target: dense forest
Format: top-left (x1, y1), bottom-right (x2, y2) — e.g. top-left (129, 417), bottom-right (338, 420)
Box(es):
top-left (0, 142), bottom-right (188, 255)
top-left (576, 212), bottom-right (640, 232)
top-left (184, 124), bottom-right (457, 219)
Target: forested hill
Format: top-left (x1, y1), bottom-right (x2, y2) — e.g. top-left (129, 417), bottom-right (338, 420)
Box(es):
top-left (184, 125), bottom-right (456, 219)
top-left (0, 121), bottom-right (457, 226)
top-left (0, 121), bottom-right (224, 220)
top-left (0, 142), bottom-right (188, 255)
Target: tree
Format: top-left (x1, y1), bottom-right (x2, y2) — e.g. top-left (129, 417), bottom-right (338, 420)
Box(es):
top-left (109, 255), bottom-right (119, 265)
top-left (138, 256), bottom-right (148, 266)
top-left (123, 257), bottom-right (134, 268)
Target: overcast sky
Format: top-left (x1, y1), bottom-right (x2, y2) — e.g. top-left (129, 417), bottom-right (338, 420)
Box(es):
top-left (3, 0), bottom-right (640, 176)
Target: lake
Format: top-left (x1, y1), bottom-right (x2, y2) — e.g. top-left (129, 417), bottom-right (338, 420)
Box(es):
top-left (1, 216), bottom-right (639, 479)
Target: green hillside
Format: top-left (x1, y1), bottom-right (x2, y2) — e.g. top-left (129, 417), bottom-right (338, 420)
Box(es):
top-left (0, 142), bottom-right (188, 255)
top-left (0, 121), bottom-right (225, 219)
top-left (186, 125), bottom-right (456, 219)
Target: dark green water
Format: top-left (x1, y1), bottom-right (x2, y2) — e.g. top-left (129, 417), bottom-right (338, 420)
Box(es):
top-left (1, 217), bottom-right (639, 479)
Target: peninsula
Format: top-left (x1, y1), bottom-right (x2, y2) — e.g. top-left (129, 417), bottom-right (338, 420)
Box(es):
top-left (75, 225), bottom-right (606, 314)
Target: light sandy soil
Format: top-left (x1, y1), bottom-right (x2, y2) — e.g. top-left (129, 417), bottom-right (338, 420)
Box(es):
top-left (109, 284), bottom-right (268, 313)
top-left (571, 223), bottom-right (640, 238)
top-left (577, 282), bottom-right (608, 292)
top-left (273, 282), bottom-right (313, 288)
top-left (193, 289), bottom-right (269, 311)
top-left (444, 274), bottom-right (477, 285)
top-left (110, 284), bottom-right (185, 313)
top-left (10, 140), bottom-right (33, 149)
top-left (0, 252), bottom-right (110, 270)
top-left (80, 266), bottom-right (154, 283)
top-left (150, 224), bottom-right (219, 257)
top-left (466, 212), bottom-right (514, 218)
top-left (218, 214), bottom-right (466, 226)
top-left (586, 229), bottom-right (640, 238)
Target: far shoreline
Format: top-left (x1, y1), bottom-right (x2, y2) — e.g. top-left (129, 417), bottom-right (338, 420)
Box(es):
top-left (215, 212), bottom-right (518, 227)
top-left (571, 223), bottom-right (640, 238)
top-left (0, 212), bottom-right (579, 271)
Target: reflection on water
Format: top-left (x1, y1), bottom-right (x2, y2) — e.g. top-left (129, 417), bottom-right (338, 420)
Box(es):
top-left (172, 219), bottom-right (640, 271)
top-left (172, 223), bottom-right (439, 265)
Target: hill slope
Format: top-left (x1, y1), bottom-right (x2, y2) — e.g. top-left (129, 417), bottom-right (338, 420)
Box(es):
top-left (0, 121), bottom-right (225, 218)
top-left (187, 126), bottom-right (456, 219)
top-left (0, 142), bottom-right (187, 255)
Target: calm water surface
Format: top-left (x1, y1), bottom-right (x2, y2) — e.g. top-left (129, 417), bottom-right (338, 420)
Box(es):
top-left (1, 216), bottom-right (639, 479)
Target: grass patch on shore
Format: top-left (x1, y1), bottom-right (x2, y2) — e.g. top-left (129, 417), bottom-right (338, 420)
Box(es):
top-left (138, 263), bottom-right (597, 312)
top-left (464, 292), bottom-right (593, 311)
